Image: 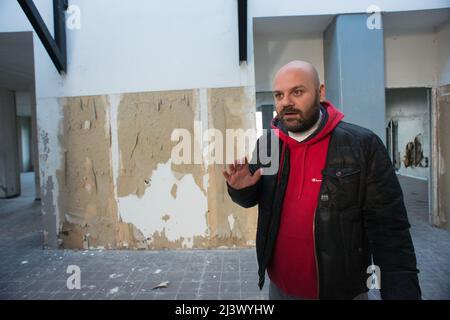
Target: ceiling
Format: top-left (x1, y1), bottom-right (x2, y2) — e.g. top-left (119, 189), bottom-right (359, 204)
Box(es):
top-left (253, 8), bottom-right (450, 36)
top-left (383, 8), bottom-right (450, 36)
top-left (253, 15), bottom-right (334, 35)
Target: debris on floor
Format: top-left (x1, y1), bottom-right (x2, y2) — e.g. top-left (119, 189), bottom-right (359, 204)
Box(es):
top-left (152, 281), bottom-right (170, 290)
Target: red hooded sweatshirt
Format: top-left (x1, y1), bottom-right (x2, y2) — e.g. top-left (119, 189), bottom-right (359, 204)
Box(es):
top-left (267, 101), bottom-right (344, 299)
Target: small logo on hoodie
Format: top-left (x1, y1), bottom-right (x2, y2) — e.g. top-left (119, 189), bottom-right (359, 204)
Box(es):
top-left (312, 178), bottom-right (322, 183)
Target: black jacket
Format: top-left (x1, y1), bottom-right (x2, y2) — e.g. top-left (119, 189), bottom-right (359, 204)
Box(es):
top-left (227, 121), bottom-right (421, 300)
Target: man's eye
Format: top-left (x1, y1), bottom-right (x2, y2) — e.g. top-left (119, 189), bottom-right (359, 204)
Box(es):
top-left (274, 93), bottom-right (282, 99)
top-left (293, 90), bottom-right (303, 96)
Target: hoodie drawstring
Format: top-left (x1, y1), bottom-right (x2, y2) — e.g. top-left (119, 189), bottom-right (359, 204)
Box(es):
top-left (298, 144), bottom-right (309, 199)
top-left (277, 142), bottom-right (287, 184)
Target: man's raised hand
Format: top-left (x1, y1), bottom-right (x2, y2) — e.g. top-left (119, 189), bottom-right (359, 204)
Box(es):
top-left (222, 157), bottom-right (262, 190)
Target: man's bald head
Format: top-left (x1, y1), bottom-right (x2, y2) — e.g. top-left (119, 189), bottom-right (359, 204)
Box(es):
top-left (273, 60), bottom-right (320, 90)
top-left (272, 60), bottom-right (324, 133)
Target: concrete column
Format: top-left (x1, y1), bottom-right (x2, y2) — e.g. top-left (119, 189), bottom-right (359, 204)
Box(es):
top-left (30, 88), bottom-right (41, 200)
top-left (324, 14), bottom-right (386, 142)
top-left (0, 87), bottom-right (21, 198)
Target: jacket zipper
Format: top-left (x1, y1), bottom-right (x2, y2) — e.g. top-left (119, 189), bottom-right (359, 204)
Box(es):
top-left (261, 144), bottom-right (288, 285)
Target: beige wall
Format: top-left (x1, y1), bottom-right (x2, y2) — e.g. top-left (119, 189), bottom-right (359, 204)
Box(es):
top-left (40, 87), bottom-right (258, 249)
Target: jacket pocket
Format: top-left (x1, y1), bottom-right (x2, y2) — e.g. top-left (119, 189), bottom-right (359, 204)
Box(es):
top-left (335, 168), bottom-right (361, 184)
top-left (341, 215), bottom-right (365, 279)
top-left (323, 167), bottom-right (361, 210)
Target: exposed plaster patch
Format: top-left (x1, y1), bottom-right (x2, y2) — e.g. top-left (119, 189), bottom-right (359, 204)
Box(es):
top-left (42, 174), bottom-right (57, 248)
top-left (37, 98), bottom-right (65, 248)
top-left (46, 86), bottom-right (259, 249)
top-left (205, 87), bottom-right (258, 247)
top-left (39, 131), bottom-right (50, 162)
top-left (118, 160), bottom-right (208, 249)
top-left (116, 90), bottom-right (205, 198)
top-left (227, 214), bottom-right (235, 234)
top-left (203, 173), bottom-right (209, 191)
top-left (57, 96), bottom-right (147, 249)
top-left (170, 184), bottom-right (177, 199)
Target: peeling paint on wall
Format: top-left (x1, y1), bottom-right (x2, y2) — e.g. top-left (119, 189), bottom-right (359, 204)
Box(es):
top-left (119, 160), bottom-right (208, 249)
top-left (41, 176), bottom-right (57, 248)
top-left (48, 86), bottom-right (258, 250)
top-left (56, 96), bottom-right (147, 249)
top-left (206, 87), bottom-right (258, 247)
top-left (116, 90), bottom-right (205, 198)
top-left (115, 89), bottom-right (209, 249)
top-left (37, 98), bottom-right (64, 249)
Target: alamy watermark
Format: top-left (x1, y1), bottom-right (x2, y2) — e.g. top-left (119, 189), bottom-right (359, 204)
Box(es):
top-left (366, 5), bottom-right (382, 30)
top-left (366, 264), bottom-right (381, 289)
top-left (66, 265), bottom-right (81, 290)
top-left (66, 5), bottom-right (81, 30)
top-left (170, 123), bottom-right (280, 175)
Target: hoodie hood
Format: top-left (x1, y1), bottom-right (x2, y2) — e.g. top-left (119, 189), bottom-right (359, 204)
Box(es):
top-left (271, 100), bottom-right (344, 146)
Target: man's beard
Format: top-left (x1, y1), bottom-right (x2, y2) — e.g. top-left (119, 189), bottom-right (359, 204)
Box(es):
top-left (279, 95), bottom-right (321, 133)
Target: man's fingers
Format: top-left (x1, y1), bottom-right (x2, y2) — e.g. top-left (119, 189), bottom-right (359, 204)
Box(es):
top-left (250, 167), bottom-right (263, 184)
top-left (229, 157), bottom-right (250, 176)
top-left (236, 157), bottom-right (249, 171)
top-left (228, 163), bottom-right (236, 175)
top-left (242, 157), bottom-right (250, 171)
top-left (222, 170), bottom-right (231, 181)
top-left (234, 159), bottom-right (243, 170)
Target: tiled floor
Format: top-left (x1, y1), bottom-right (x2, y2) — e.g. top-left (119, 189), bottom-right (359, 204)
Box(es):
top-left (1, 249), bottom-right (267, 300)
top-left (398, 176), bottom-right (450, 300)
top-left (0, 173), bottom-right (449, 300)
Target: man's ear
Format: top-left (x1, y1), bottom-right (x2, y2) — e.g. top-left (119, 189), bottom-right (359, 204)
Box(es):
top-left (319, 84), bottom-right (326, 102)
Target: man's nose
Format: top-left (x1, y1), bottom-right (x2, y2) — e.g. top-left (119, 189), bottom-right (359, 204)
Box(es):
top-left (280, 94), bottom-right (294, 108)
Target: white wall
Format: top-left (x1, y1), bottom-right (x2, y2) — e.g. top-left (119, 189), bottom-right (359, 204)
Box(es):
top-left (2, 0), bottom-right (449, 99)
top-left (1, 0), bottom-right (250, 98)
top-left (254, 33), bottom-right (324, 92)
top-left (437, 22), bottom-right (450, 86)
top-left (385, 32), bottom-right (438, 88)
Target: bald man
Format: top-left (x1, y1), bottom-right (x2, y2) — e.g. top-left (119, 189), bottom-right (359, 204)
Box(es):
top-left (223, 60), bottom-right (421, 300)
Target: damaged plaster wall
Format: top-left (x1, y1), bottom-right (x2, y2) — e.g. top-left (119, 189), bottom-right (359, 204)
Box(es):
top-left (116, 91), bottom-right (205, 198)
top-left (385, 88), bottom-right (430, 180)
top-left (437, 84), bottom-right (450, 231)
top-left (44, 87), bottom-right (258, 249)
top-left (37, 98), bottom-right (63, 248)
top-left (56, 96), bottom-right (146, 249)
top-left (116, 88), bottom-right (258, 249)
top-left (116, 90), bottom-right (208, 249)
top-left (207, 87), bottom-right (258, 248)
